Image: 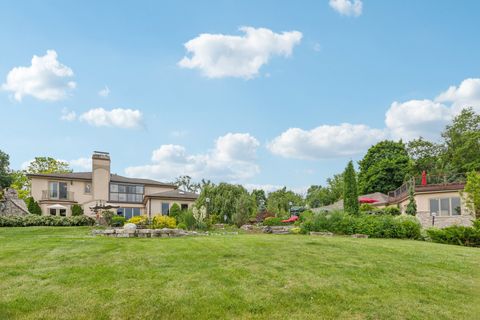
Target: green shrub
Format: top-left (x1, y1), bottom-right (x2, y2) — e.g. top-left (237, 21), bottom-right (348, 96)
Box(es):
top-left (383, 206), bottom-right (401, 216)
top-left (0, 215), bottom-right (95, 227)
top-left (169, 203), bottom-right (182, 220)
top-left (426, 224), bottom-right (480, 247)
top-left (71, 204), bottom-right (84, 216)
top-left (26, 197), bottom-right (42, 215)
top-left (263, 217), bottom-right (284, 226)
top-left (111, 216), bottom-right (126, 227)
top-left (359, 203), bottom-right (376, 212)
top-left (300, 211), bottom-right (421, 239)
top-left (177, 223), bottom-right (187, 230)
top-left (177, 210), bottom-right (196, 230)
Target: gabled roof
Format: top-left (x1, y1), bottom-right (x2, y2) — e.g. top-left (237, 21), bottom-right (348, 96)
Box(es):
top-left (27, 172), bottom-right (173, 187)
top-left (145, 189), bottom-right (199, 200)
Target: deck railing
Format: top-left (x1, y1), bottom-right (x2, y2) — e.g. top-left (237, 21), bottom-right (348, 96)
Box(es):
top-left (41, 190), bottom-right (75, 201)
top-left (388, 173), bottom-right (466, 202)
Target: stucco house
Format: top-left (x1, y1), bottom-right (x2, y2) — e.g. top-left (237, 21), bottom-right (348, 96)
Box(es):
top-left (313, 174), bottom-right (473, 229)
top-left (27, 151), bottom-right (198, 219)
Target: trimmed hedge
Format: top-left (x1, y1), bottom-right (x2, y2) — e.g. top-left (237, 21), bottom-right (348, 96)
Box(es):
top-left (300, 211), bottom-right (421, 239)
top-left (263, 217), bottom-right (284, 226)
top-left (426, 223), bottom-right (480, 247)
top-left (0, 215), bottom-right (95, 227)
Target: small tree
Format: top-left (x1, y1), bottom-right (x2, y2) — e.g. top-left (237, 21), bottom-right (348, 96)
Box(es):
top-left (71, 204), bottom-right (84, 216)
top-left (405, 185), bottom-right (417, 216)
top-left (169, 203), bottom-right (182, 220)
top-left (343, 161), bottom-right (359, 215)
top-left (26, 197), bottom-right (42, 215)
top-left (463, 171), bottom-right (480, 219)
top-left (233, 194), bottom-right (253, 227)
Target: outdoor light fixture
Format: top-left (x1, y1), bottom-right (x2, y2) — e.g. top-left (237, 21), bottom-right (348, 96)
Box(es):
top-left (432, 212), bottom-right (437, 227)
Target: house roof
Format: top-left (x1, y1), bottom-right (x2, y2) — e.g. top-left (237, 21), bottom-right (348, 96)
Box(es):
top-left (145, 189), bottom-right (199, 200)
top-left (312, 192), bottom-right (390, 212)
top-left (27, 172), bottom-right (174, 187)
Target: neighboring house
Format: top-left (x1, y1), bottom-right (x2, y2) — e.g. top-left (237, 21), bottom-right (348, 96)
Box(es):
top-left (313, 174), bottom-right (473, 229)
top-left (27, 151), bottom-right (198, 219)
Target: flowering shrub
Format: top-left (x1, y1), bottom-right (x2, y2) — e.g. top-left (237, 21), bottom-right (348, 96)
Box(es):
top-left (192, 206), bottom-right (207, 222)
top-left (127, 215), bottom-right (148, 225)
top-left (152, 215), bottom-right (177, 229)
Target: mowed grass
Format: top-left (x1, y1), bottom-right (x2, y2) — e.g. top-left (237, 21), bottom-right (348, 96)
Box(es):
top-left (0, 228), bottom-right (479, 320)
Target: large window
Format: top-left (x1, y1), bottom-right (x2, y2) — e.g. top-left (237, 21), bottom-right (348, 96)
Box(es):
top-left (162, 202), bottom-right (170, 215)
top-left (429, 197), bottom-right (462, 216)
top-left (110, 183), bottom-right (144, 203)
top-left (49, 181), bottom-right (68, 199)
top-left (116, 207), bottom-right (141, 220)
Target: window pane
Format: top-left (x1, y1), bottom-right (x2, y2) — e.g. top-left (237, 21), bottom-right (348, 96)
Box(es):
top-left (59, 182), bottom-right (68, 199)
top-left (126, 185), bottom-right (135, 194)
top-left (136, 186), bottom-right (144, 194)
top-left (118, 185), bottom-right (126, 193)
top-left (118, 193), bottom-right (127, 202)
top-left (110, 193), bottom-right (119, 201)
top-left (49, 182), bottom-right (58, 198)
top-left (133, 208), bottom-right (140, 216)
top-left (162, 203), bottom-right (170, 215)
top-left (429, 199), bottom-right (439, 216)
top-left (127, 194), bottom-right (135, 202)
top-left (110, 184), bottom-right (118, 192)
top-left (440, 198), bottom-right (450, 216)
top-left (85, 183), bottom-right (91, 193)
top-left (49, 208), bottom-right (56, 216)
top-left (451, 197), bottom-right (461, 215)
top-left (124, 208), bottom-right (133, 220)
top-left (59, 209), bottom-right (66, 216)
top-left (136, 194), bottom-right (143, 203)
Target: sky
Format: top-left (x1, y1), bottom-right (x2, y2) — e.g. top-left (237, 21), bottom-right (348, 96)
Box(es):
top-left (1, 0), bottom-right (480, 194)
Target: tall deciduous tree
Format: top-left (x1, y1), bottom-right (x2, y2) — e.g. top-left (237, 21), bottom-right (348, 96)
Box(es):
top-left (343, 161), bottom-right (359, 215)
top-left (441, 108), bottom-right (480, 173)
top-left (407, 137), bottom-right (444, 175)
top-left (174, 175), bottom-right (200, 193)
top-left (358, 140), bottom-right (411, 194)
top-left (266, 187), bottom-right (304, 216)
top-left (11, 157), bottom-right (72, 200)
top-left (0, 150), bottom-right (13, 189)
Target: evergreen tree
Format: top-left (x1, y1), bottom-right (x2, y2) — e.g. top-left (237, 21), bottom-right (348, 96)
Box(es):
top-left (405, 185), bottom-right (417, 216)
top-left (343, 161), bottom-right (359, 215)
top-left (26, 197), bottom-right (42, 215)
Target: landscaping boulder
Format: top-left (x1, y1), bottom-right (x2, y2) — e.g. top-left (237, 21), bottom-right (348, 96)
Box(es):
top-left (351, 234), bottom-right (369, 238)
top-left (241, 224), bottom-right (254, 231)
top-left (123, 223), bottom-right (137, 230)
top-left (310, 232), bottom-right (334, 237)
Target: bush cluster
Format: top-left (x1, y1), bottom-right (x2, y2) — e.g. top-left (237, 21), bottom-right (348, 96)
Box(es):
top-left (152, 215), bottom-right (177, 229)
top-left (359, 205), bottom-right (401, 216)
top-left (111, 216), bottom-right (126, 227)
top-left (426, 222), bottom-right (480, 247)
top-left (300, 211), bottom-right (421, 239)
top-left (0, 215), bottom-right (95, 227)
top-left (127, 215), bottom-right (148, 225)
top-left (263, 217), bottom-right (284, 226)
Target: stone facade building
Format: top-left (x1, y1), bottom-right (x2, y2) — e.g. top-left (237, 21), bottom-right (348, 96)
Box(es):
top-left (0, 188), bottom-right (29, 216)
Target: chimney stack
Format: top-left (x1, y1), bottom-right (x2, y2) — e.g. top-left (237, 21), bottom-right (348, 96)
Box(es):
top-left (92, 151), bottom-right (111, 202)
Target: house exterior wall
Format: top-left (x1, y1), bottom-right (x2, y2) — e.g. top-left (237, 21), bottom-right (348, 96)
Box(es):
top-left (396, 190), bottom-right (473, 228)
top-left (147, 198), bottom-right (196, 218)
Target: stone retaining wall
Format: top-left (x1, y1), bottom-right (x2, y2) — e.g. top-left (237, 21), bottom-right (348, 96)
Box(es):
top-left (416, 212), bottom-right (473, 229)
top-left (93, 228), bottom-right (205, 238)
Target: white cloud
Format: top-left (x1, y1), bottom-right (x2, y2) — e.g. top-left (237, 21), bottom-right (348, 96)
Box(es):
top-left (125, 133), bottom-right (260, 182)
top-left (60, 108), bottom-right (77, 121)
top-left (385, 78), bottom-right (480, 141)
top-left (435, 78), bottom-right (480, 113)
top-left (268, 123), bottom-right (385, 160)
top-left (98, 86), bottom-right (110, 97)
top-left (178, 26), bottom-right (302, 79)
top-left (79, 108), bottom-right (143, 128)
top-left (69, 157), bottom-right (92, 170)
top-left (329, 0), bottom-right (363, 17)
top-left (2, 50), bottom-right (76, 101)
top-left (385, 100), bottom-right (452, 141)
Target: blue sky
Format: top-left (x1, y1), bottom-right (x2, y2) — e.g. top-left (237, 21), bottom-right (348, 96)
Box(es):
top-left (1, 0), bottom-right (480, 194)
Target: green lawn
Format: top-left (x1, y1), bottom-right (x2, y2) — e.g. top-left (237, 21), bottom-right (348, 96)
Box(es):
top-left (0, 227), bottom-right (479, 320)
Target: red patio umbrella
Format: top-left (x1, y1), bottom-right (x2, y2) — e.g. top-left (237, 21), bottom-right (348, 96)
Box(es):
top-left (359, 198), bottom-right (379, 204)
top-left (421, 171), bottom-right (427, 186)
